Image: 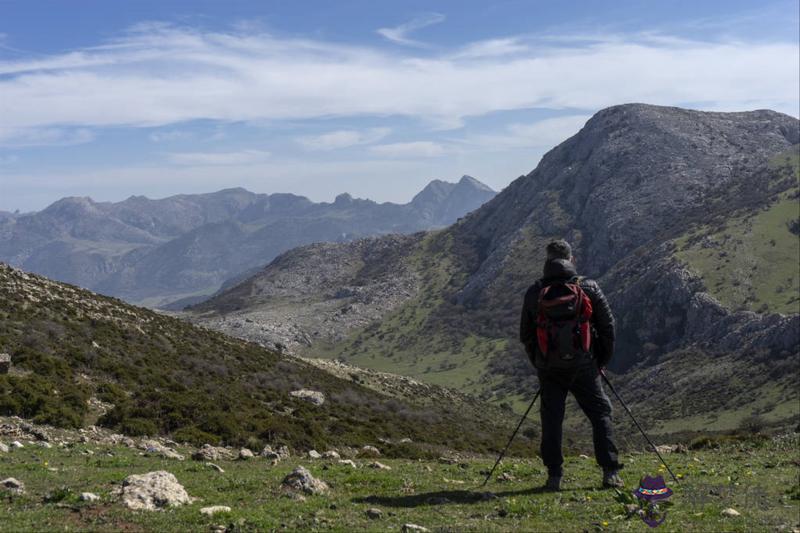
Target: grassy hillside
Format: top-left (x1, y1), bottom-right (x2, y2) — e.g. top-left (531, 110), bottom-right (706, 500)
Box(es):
top-left (0, 263), bottom-right (524, 455)
top-left (1, 430), bottom-right (797, 531)
top-left (675, 150), bottom-right (800, 314)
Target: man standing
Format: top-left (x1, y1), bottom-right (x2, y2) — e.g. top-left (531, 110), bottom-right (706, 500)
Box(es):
top-left (519, 239), bottom-right (623, 491)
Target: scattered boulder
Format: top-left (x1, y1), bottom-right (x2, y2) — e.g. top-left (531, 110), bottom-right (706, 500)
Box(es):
top-left (366, 508), bottom-right (383, 519)
top-left (360, 445), bottom-right (381, 457)
top-left (140, 440), bottom-right (185, 461)
top-left (368, 461), bottom-right (391, 470)
top-left (338, 459), bottom-right (358, 468)
top-left (402, 524), bottom-right (429, 532)
top-left (721, 508), bottom-right (741, 517)
top-left (261, 445), bottom-right (291, 461)
top-left (192, 444), bottom-right (233, 462)
top-left (655, 443), bottom-right (688, 454)
top-left (238, 448), bottom-right (255, 460)
top-left (80, 492), bottom-right (100, 502)
top-left (321, 450), bottom-right (341, 460)
top-left (200, 506), bottom-right (232, 516)
top-left (1, 478), bottom-right (25, 495)
top-left (308, 450), bottom-right (322, 459)
top-left (579, 454), bottom-right (591, 459)
top-left (0, 353), bottom-right (10, 374)
top-left (10, 441), bottom-right (23, 449)
top-left (398, 438), bottom-right (413, 444)
top-left (289, 389), bottom-right (325, 406)
top-left (119, 471), bottom-right (193, 511)
top-left (0, 442), bottom-right (8, 453)
top-left (437, 457), bottom-right (457, 465)
top-left (281, 466), bottom-right (329, 495)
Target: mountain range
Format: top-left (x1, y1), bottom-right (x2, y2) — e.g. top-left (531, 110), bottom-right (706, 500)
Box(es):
top-left (0, 176), bottom-right (495, 308)
top-left (190, 103), bottom-right (800, 435)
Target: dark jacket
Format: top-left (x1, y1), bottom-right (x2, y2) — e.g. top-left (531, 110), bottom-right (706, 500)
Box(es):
top-left (519, 258), bottom-right (615, 369)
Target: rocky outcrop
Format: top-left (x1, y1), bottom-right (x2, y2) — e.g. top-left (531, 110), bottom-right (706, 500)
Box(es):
top-left (290, 389), bottom-right (325, 406)
top-left (281, 466), bottom-right (329, 495)
top-left (118, 471), bottom-right (193, 511)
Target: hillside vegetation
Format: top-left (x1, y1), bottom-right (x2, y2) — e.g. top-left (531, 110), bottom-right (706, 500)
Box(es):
top-left (0, 263), bottom-right (523, 454)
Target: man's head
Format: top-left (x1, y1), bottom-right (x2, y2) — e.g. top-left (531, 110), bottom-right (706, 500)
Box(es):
top-left (546, 239), bottom-right (573, 262)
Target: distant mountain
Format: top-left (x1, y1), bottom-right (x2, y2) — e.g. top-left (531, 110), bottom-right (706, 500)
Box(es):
top-left (192, 104), bottom-right (800, 434)
top-left (0, 177), bottom-right (495, 307)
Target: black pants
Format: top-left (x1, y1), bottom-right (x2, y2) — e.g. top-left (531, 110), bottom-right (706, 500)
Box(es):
top-left (538, 363), bottom-right (620, 476)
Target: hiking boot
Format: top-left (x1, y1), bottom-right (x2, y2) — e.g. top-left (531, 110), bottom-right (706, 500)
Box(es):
top-left (543, 475), bottom-right (562, 491)
top-left (602, 468), bottom-right (624, 488)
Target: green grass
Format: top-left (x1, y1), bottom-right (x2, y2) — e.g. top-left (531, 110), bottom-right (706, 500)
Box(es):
top-left (0, 433), bottom-right (797, 531)
top-left (674, 149), bottom-right (800, 314)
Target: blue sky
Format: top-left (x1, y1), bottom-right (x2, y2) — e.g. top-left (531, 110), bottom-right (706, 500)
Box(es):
top-left (1, 0), bottom-right (798, 212)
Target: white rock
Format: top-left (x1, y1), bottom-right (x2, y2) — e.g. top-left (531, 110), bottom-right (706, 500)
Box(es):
top-left (308, 450), bottom-right (322, 459)
top-left (579, 454), bottom-right (590, 459)
top-left (80, 492), bottom-right (100, 502)
top-left (368, 461), bottom-right (391, 470)
top-left (289, 389), bottom-right (325, 406)
top-left (1, 478), bottom-right (25, 494)
top-left (200, 505), bottom-right (232, 516)
top-left (721, 508), bottom-right (741, 517)
top-left (338, 459), bottom-right (358, 468)
top-left (119, 471), bottom-right (193, 511)
top-left (10, 441), bottom-right (23, 449)
top-left (238, 448), bottom-right (255, 460)
top-left (140, 440), bottom-right (184, 460)
top-left (360, 445), bottom-right (381, 457)
top-left (0, 442), bottom-right (9, 453)
top-left (206, 463), bottom-right (225, 473)
top-left (402, 524), bottom-right (429, 532)
top-left (281, 466), bottom-right (329, 495)
top-left (366, 507), bottom-right (383, 519)
top-left (321, 450), bottom-right (340, 460)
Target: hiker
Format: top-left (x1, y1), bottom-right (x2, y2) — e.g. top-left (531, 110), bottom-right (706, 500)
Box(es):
top-left (519, 239), bottom-right (623, 491)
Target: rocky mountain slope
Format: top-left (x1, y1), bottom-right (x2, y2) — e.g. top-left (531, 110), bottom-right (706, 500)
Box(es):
top-left (0, 262), bottom-right (525, 454)
top-left (191, 104), bottom-right (800, 432)
top-left (0, 177), bottom-right (495, 308)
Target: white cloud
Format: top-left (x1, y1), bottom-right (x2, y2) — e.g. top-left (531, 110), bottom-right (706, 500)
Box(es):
top-left (370, 141), bottom-right (446, 158)
top-left (149, 129), bottom-right (192, 142)
top-left (0, 25), bottom-right (796, 139)
top-left (296, 127), bottom-right (390, 151)
top-left (376, 13), bottom-right (445, 47)
top-left (167, 149), bottom-right (271, 165)
top-left (464, 115), bottom-right (593, 150)
top-left (0, 127), bottom-right (94, 147)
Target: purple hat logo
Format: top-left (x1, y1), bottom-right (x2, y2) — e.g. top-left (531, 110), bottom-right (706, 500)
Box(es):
top-left (634, 475), bottom-right (673, 527)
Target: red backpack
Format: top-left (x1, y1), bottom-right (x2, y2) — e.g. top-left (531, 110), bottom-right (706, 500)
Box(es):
top-left (536, 277), bottom-right (593, 367)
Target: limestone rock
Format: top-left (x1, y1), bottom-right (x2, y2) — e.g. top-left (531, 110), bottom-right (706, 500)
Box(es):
top-left (321, 450), bottom-right (340, 460)
top-left (80, 492), bottom-right (100, 502)
top-left (200, 505), bottom-right (232, 516)
top-left (402, 524), bottom-right (429, 532)
top-left (359, 445), bottom-right (381, 457)
top-left (366, 508), bottom-right (383, 519)
top-left (0, 442), bottom-right (8, 453)
top-left (368, 461), bottom-right (391, 470)
top-left (0, 353), bottom-right (10, 374)
top-left (238, 448), bottom-right (255, 460)
top-left (206, 463), bottom-right (225, 473)
top-left (119, 471), bottom-right (193, 511)
top-left (289, 389), bottom-right (325, 406)
top-left (308, 450), bottom-right (322, 459)
top-left (192, 444), bottom-right (233, 462)
top-left (1, 477), bottom-right (25, 495)
top-left (140, 440), bottom-right (184, 460)
top-left (721, 508), bottom-right (741, 517)
top-left (281, 466), bottom-right (329, 495)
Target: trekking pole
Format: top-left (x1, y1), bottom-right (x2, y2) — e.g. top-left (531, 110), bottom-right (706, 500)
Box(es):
top-left (480, 388), bottom-right (541, 487)
top-left (599, 369), bottom-right (679, 484)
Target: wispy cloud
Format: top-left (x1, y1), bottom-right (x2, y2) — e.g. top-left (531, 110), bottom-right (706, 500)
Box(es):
top-left (0, 24), bottom-right (796, 143)
top-left (0, 127), bottom-right (94, 147)
top-left (296, 127), bottom-right (390, 151)
top-left (376, 13), bottom-right (445, 47)
top-left (463, 115), bottom-right (593, 150)
top-left (167, 149), bottom-right (271, 165)
top-left (370, 141), bottom-right (446, 158)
